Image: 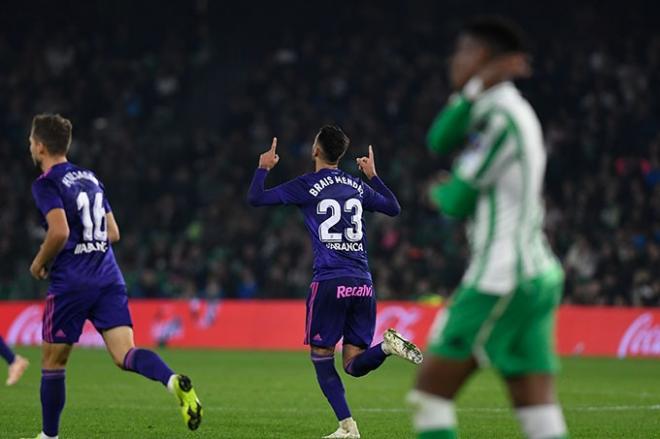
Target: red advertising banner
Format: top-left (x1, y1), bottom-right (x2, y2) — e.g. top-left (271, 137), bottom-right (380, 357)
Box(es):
top-left (0, 300), bottom-right (658, 358)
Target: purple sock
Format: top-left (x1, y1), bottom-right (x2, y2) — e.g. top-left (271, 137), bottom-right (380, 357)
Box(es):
top-left (41, 369), bottom-right (66, 437)
top-left (123, 348), bottom-right (174, 386)
top-left (0, 336), bottom-right (16, 365)
top-left (344, 343), bottom-right (388, 377)
top-left (311, 352), bottom-right (352, 421)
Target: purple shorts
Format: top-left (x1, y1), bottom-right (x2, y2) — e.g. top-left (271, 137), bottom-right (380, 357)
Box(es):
top-left (304, 277), bottom-right (376, 349)
top-left (42, 284), bottom-right (133, 344)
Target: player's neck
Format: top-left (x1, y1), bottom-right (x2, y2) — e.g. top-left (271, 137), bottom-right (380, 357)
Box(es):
top-left (315, 160), bottom-right (338, 172)
top-left (41, 155), bottom-right (68, 173)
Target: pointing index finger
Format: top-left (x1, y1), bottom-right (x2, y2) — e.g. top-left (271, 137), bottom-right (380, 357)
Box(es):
top-left (368, 145), bottom-right (373, 159)
top-left (271, 137), bottom-right (278, 151)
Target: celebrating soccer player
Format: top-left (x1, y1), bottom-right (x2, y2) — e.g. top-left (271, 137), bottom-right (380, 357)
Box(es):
top-left (408, 17), bottom-right (569, 439)
top-left (248, 126), bottom-right (424, 439)
top-left (23, 114), bottom-right (202, 439)
top-left (0, 335), bottom-right (29, 386)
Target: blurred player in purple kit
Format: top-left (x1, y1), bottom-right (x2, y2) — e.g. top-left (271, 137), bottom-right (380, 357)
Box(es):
top-left (248, 125), bottom-right (423, 438)
top-left (0, 335), bottom-right (29, 385)
top-left (23, 114), bottom-right (202, 439)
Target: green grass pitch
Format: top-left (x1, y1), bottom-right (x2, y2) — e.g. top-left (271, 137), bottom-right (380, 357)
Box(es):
top-left (1, 348), bottom-right (658, 438)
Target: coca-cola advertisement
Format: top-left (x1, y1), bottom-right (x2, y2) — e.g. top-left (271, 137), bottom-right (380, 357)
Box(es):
top-left (0, 300), bottom-right (658, 358)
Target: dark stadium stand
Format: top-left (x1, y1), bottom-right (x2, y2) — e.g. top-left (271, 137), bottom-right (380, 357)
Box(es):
top-left (1, 1), bottom-right (658, 305)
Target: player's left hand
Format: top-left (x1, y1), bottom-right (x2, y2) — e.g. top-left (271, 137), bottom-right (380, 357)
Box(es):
top-left (258, 137), bottom-right (280, 170)
top-left (357, 145), bottom-right (377, 179)
top-left (29, 260), bottom-right (48, 280)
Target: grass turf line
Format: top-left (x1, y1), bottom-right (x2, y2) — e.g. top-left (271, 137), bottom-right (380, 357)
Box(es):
top-left (0, 348), bottom-right (658, 438)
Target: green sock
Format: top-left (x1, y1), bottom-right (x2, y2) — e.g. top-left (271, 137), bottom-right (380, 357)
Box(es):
top-left (418, 429), bottom-right (457, 439)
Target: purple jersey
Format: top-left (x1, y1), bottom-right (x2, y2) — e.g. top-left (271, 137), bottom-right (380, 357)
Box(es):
top-left (32, 162), bottom-right (124, 293)
top-left (248, 167), bottom-right (400, 281)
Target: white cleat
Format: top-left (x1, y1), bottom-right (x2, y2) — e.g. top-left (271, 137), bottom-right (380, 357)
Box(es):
top-left (6, 355), bottom-right (29, 386)
top-left (323, 418), bottom-right (360, 438)
top-left (382, 328), bottom-right (423, 365)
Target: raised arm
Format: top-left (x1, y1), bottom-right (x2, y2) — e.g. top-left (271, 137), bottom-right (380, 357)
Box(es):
top-left (427, 54), bottom-right (531, 156)
top-left (247, 137), bottom-right (283, 206)
top-left (248, 137), bottom-right (308, 207)
top-left (357, 145), bottom-right (401, 217)
top-left (426, 94), bottom-right (473, 156)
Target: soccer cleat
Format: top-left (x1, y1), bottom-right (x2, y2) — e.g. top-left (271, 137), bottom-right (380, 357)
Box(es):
top-left (382, 328), bottom-right (424, 365)
top-left (323, 418), bottom-right (360, 438)
top-left (171, 375), bottom-right (203, 430)
top-left (6, 354), bottom-right (29, 386)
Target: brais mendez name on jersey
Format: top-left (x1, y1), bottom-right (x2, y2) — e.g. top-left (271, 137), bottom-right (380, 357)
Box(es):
top-left (308, 175), bottom-right (365, 197)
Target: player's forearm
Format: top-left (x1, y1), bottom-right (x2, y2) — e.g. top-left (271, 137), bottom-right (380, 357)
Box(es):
top-left (427, 94), bottom-right (473, 156)
top-left (368, 176), bottom-right (401, 216)
top-left (34, 230), bottom-right (69, 267)
top-left (247, 168), bottom-right (283, 206)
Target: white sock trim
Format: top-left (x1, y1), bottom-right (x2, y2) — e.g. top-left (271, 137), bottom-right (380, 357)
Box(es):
top-left (516, 404), bottom-right (567, 439)
top-left (407, 389), bottom-right (456, 430)
top-left (166, 374), bottom-right (177, 393)
top-left (40, 432), bottom-right (58, 439)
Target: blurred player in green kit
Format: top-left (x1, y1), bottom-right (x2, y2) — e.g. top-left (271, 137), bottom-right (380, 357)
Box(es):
top-left (409, 16), bottom-right (569, 439)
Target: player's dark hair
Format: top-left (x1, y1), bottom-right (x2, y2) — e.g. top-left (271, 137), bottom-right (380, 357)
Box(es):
top-left (462, 16), bottom-right (528, 55)
top-left (316, 125), bottom-right (351, 164)
top-left (316, 125), bottom-right (350, 164)
top-left (31, 113), bottom-right (73, 156)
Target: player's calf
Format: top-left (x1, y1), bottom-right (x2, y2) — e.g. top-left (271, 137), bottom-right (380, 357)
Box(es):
top-left (407, 389), bottom-right (457, 439)
top-left (343, 343), bottom-right (387, 377)
top-left (516, 405), bottom-right (568, 439)
top-left (310, 349), bottom-right (356, 433)
top-left (122, 347), bottom-right (174, 386)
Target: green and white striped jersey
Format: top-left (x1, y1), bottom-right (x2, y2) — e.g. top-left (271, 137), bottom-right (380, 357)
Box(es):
top-left (433, 81), bottom-right (560, 295)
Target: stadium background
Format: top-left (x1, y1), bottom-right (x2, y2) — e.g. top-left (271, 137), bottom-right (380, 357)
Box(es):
top-left (1, 1), bottom-right (659, 438)
top-left (1, 0), bottom-right (658, 306)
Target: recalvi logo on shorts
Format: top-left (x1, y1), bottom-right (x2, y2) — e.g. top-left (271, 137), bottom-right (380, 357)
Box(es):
top-left (336, 285), bottom-right (373, 299)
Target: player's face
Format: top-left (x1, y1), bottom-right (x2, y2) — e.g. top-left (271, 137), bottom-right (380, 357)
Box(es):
top-left (312, 134), bottom-right (321, 161)
top-left (29, 133), bottom-right (41, 167)
top-left (449, 34), bottom-right (490, 90)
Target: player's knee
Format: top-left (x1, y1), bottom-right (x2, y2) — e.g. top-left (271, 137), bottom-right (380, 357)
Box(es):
top-left (343, 362), bottom-right (362, 377)
top-left (310, 346), bottom-right (334, 362)
top-left (310, 346), bottom-right (334, 356)
top-left (42, 351), bottom-right (70, 369)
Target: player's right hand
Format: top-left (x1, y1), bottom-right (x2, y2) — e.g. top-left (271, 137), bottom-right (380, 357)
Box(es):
top-left (258, 137), bottom-right (280, 170)
top-left (29, 261), bottom-right (48, 280)
top-left (356, 145), bottom-right (378, 179)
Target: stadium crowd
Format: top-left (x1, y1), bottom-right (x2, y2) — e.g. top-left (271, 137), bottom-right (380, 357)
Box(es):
top-left (1, 2), bottom-right (658, 306)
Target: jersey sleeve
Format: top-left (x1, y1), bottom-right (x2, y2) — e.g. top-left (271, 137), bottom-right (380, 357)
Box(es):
top-left (272, 177), bottom-right (310, 205)
top-left (31, 178), bottom-right (64, 217)
top-left (362, 177), bottom-right (401, 216)
top-left (430, 111), bottom-right (515, 218)
top-left (427, 94), bottom-right (473, 156)
top-left (247, 168), bottom-right (310, 206)
top-left (99, 182), bottom-right (112, 213)
top-left (453, 111), bottom-right (515, 188)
